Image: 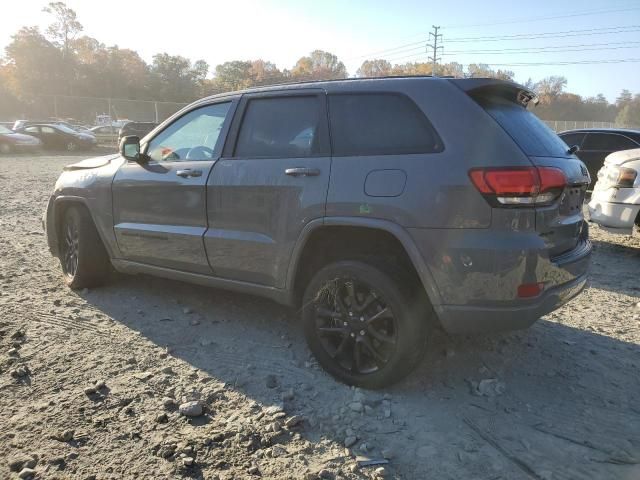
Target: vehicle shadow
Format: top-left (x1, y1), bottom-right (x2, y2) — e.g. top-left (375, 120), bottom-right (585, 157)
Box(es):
top-left (81, 273), bottom-right (640, 480)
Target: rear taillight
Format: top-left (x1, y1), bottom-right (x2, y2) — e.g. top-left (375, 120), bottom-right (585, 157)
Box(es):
top-left (469, 167), bottom-right (567, 207)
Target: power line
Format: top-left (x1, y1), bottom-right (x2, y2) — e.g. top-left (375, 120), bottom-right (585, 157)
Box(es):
top-left (444, 43), bottom-right (640, 56)
top-left (478, 58), bottom-right (640, 66)
top-left (443, 5), bottom-right (640, 29)
top-left (345, 24), bottom-right (640, 64)
top-left (446, 25), bottom-right (640, 43)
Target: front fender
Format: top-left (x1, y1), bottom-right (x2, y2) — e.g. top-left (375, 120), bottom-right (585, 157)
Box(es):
top-left (285, 216), bottom-right (443, 307)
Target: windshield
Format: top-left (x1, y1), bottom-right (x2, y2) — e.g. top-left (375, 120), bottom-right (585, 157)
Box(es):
top-left (0, 126), bottom-right (13, 134)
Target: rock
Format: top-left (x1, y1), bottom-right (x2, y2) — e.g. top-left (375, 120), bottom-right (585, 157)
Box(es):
top-left (374, 466), bottom-right (387, 477)
top-left (18, 468), bottom-right (36, 479)
top-left (156, 413), bottom-right (169, 423)
top-left (11, 330), bottom-right (25, 340)
top-left (179, 401), bottom-right (204, 417)
top-left (266, 374), bottom-right (278, 389)
top-left (94, 380), bottom-right (106, 390)
top-left (263, 405), bottom-right (284, 416)
top-left (318, 469), bottom-right (333, 479)
top-left (477, 379), bottom-right (506, 397)
top-left (11, 366), bottom-right (29, 378)
top-left (285, 415), bottom-right (303, 428)
top-left (161, 366), bottom-right (174, 375)
top-left (84, 386), bottom-right (97, 395)
top-left (359, 442), bottom-right (369, 452)
top-left (7, 347), bottom-right (18, 356)
top-left (344, 436), bottom-right (358, 448)
top-left (182, 456), bottom-right (194, 466)
top-left (349, 401), bottom-right (364, 413)
top-left (248, 465), bottom-right (260, 475)
top-left (163, 397), bottom-right (177, 409)
top-left (8, 455), bottom-right (35, 472)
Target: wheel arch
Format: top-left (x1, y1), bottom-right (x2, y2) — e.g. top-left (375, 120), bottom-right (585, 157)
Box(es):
top-left (286, 217), bottom-right (442, 309)
top-left (49, 196), bottom-right (112, 259)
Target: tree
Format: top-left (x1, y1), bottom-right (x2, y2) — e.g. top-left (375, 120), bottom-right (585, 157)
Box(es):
top-left (616, 89), bottom-right (633, 109)
top-left (3, 27), bottom-right (65, 98)
top-left (533, 76), bottom-right (567, 105)
top-left (150, 53), bottom-right (209, 102)
top-left (291, 50), bottom-right (347, 80)
top-left (466, 63), bottom-right (514, 81)
top-left (357, 59), bottom-right (392, 77)
top-left (615, 100), bottom-right (640, 128)
top-left (43, 2), bottom-right (83, 58)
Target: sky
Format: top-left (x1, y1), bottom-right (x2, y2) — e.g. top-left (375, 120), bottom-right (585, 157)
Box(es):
top-left (1, 0), bottom-right (640, 101)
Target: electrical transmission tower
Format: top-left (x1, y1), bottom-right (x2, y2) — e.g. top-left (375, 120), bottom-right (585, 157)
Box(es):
top-left (427, 25), bottom-right (443, 77)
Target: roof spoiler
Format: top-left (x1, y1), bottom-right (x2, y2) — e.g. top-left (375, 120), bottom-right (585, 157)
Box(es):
top-left (449, 78), bottom-right (539, 107)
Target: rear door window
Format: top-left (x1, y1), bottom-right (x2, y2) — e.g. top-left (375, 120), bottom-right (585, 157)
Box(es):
top-left (582, 133), bottom-right (638, 151)
top-left (476, 96), bottom-right (570, 158)
top-left (234, 96), bottom-right (325, 158)
top-left (328, 93), bottom-right (442, 156)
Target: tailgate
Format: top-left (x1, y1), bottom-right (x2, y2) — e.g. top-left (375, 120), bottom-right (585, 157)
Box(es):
top-left (529, 156), bottom-right (590, 257)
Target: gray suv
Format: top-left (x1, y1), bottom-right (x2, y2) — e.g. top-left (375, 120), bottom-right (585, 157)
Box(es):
top-left (43, 77), bottom-right (592, 388)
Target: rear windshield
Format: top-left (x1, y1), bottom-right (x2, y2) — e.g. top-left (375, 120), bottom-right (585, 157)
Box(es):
top-left (476, 96), bottom-right (570, 158)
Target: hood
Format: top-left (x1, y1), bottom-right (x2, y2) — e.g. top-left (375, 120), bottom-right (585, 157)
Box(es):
top-left (64, 154), bottom-right (120, 171)
top-left (603, 148), bottom-right (640, 167)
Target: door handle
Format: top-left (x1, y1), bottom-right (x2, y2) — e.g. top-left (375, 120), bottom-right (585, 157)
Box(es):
top-left (285, 167), bottom-right (321, 177)
top-left (176, 169), bottom-right (202, 178)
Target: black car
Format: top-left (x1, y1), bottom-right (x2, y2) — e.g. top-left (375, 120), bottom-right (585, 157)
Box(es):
top-left (16, 124), bottom-right (97, 152)
top-left (118, 121), bottom-right (158, 144)
top-left (558, 128), bottom-right (640, 185)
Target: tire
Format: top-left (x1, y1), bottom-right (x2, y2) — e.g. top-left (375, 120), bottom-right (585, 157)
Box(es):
top-left (59, 206), bottom-right (111, 288)
top-left (0, 143), bottom-right (11, 154)
top-left (302, 260), bottom-right (429, 389)
top-left (66, 141), bottom-right (77, 152)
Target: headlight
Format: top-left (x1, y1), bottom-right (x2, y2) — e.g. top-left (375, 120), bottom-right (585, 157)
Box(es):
top-left (605, 166), bottom-right (637, 188)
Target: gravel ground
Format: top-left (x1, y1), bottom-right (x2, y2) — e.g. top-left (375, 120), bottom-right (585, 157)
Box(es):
top-left (1, 154), bottom-right (639, 480)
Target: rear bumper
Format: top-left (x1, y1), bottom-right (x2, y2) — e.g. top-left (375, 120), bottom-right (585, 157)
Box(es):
top-left (435, 271), bottom-right (588, 333)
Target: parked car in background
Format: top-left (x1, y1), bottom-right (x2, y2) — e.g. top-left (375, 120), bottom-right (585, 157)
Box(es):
top-left (118, 121), bottom-right (158, 144)
top-left (0, 125), bottom-right (42, 154)
top-left (43, 77), bottom-right (592, 388)
top-left (588, 148), bottom-right (640, 235)
top-left (90, 125), bottom-right (120, 144)
top-left (559, 128), bottom-right (640, 186)
top-left (17, 124), bottom-right (97, 151)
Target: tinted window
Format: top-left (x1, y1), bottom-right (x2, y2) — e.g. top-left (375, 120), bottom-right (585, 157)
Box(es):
top-left (235, 96), bottom-right (324, 158)
top-left (329, 93), bottom-right (442, 156)
top-left (41, 127), bottom-right (56, 134)
top-left (582, 133), bottom-right (638, 151)
top-left (148, 102), bottom-right (231, 162)
top-left (477, 96), bottom-right (570, 157)
top-left (24, 126), bottom-right (38, 133)
top-left (559, 133), bottom-right (585, 148)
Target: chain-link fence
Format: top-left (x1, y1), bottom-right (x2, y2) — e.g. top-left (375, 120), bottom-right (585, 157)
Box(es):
top-left (7, 95), bottom-right (189, 127)
top-left (543, 120), bottom-right (618, 132)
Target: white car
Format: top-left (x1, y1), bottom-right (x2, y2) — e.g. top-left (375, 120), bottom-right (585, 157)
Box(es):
top-left (588, 148), bottom-right (640, 235)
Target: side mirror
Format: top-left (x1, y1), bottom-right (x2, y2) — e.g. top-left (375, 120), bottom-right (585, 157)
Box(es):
top-left (120, 135), bottom-right (148, 163)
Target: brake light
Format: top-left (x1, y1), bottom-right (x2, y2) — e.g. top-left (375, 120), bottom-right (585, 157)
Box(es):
top-left (469, 167), bottom-right (567, 206)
